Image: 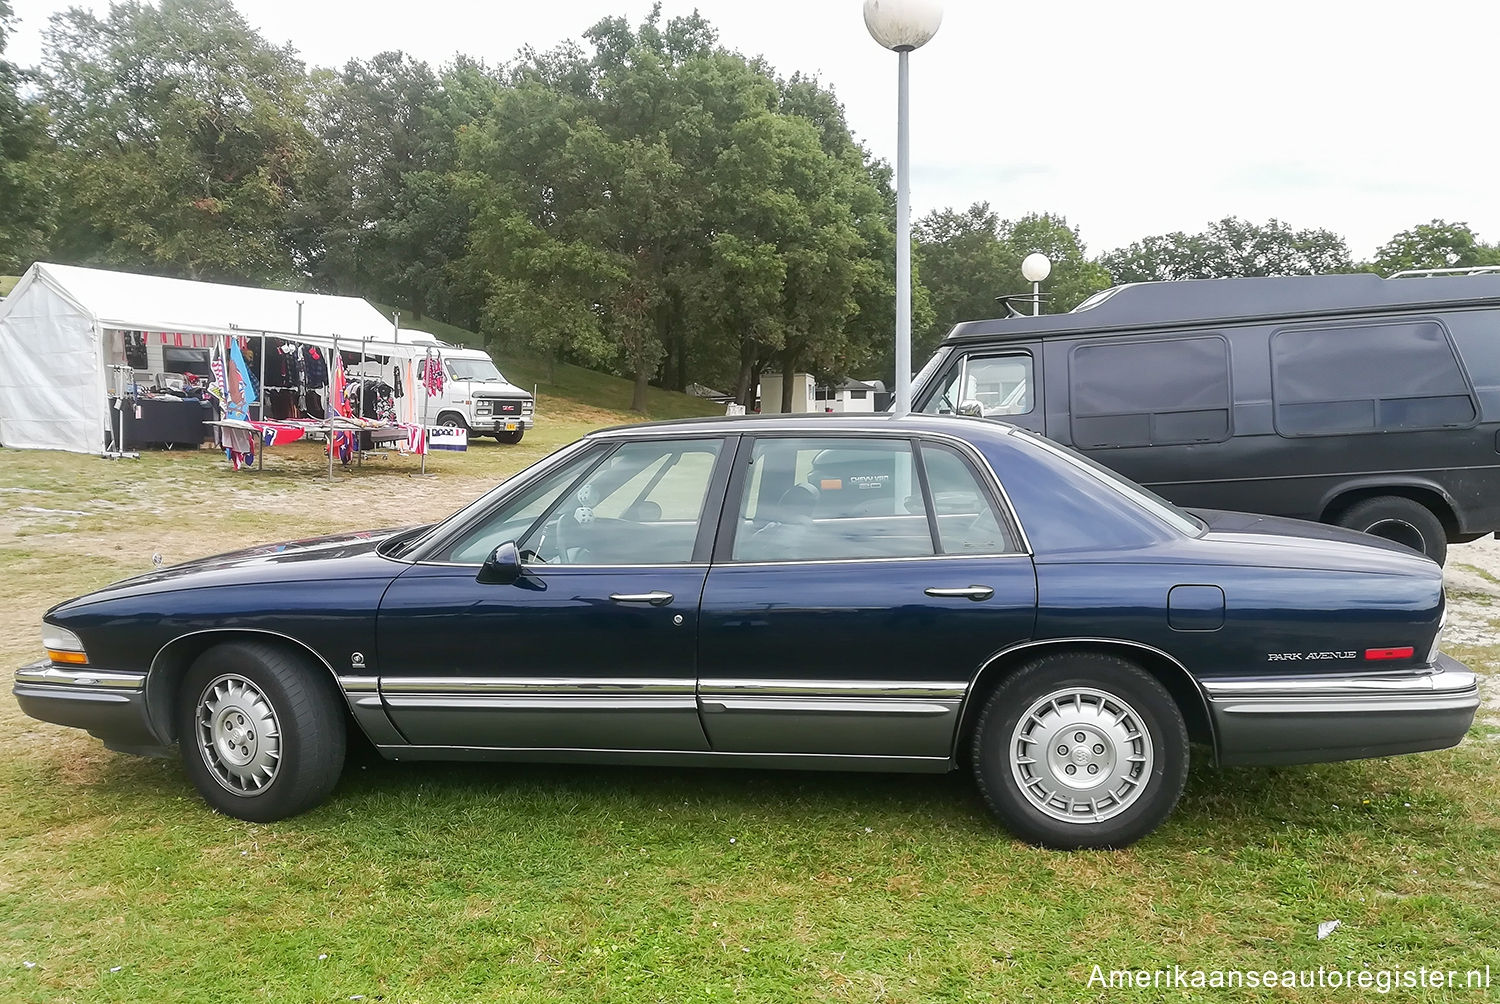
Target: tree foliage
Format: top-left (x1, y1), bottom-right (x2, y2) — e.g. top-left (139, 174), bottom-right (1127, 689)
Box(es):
top-left (8, 0), bottom-right (1496, 410)
top-left (1371, 220), bottom-right (1500, 275)
top-left (1100, 217), bottom-right (1353, 283)
top-left (0, 0), bottom-right (53, 272)
top-left (40, 0), bottom-right (316, 281)
top-left (914, 204), bottom-right (1108, 355)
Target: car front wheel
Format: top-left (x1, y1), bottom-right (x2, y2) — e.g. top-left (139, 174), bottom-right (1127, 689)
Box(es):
top-left (970, 651), bottom-right (1188, 849)
top-left (177, 642), bottom-right (346, 822)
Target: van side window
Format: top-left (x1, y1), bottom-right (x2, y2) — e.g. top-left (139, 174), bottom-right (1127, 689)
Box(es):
top-left (1271, 321), bottom-right (1476, 436)
top-left (920, 354), bottom-right (1034, 417)
top-left (1069, 336), bottom-right (1231, 448)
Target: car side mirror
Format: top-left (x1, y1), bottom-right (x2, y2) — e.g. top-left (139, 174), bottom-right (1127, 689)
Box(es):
top-left (957, 399), bottom-right (984, 418)
top-left (477, 540), bottom-right (523, 585)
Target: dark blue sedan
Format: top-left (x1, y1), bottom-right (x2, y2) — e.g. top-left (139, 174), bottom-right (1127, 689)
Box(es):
top-left (14, 415), bottom-right (1479, 848)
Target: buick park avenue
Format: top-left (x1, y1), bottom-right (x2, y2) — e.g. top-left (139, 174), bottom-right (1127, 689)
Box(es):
top-left (15, 415), bottom-right (1478, 848)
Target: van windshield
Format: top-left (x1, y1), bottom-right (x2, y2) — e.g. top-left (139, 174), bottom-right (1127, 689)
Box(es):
top-left (1015, 430), bottom-right (1207, 536)
top-left (447, 358), bottom-right (504, 383)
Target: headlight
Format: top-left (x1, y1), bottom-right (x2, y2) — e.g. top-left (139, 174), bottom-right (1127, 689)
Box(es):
top-left (43, 623), bottom-right (88, 665)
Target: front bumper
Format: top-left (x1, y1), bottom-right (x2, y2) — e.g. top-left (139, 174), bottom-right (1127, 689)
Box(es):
top-left (13, 661), bottom-right (166, 755)
top-left (1204, 653), bottom-right (1480, 766)
top-left (471, 411), bottom-right (534, 432)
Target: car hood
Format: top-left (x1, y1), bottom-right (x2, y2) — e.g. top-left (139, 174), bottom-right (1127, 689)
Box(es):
top-left (50, 526), bottom-right (426, 612)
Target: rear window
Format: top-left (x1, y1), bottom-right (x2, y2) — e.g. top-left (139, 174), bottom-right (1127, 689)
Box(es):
top-left (1271, 321), bottom-right (1475, 436)
top-left (1069, 336), bottom-right (1231, 448)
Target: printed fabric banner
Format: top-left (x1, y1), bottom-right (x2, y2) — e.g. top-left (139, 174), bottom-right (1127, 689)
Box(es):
top-left (428, 425), bottom-right (468, 452)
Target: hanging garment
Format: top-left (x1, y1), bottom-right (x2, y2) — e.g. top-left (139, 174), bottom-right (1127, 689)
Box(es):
top-left (222, 426), bottom-right (256, 470)
top-left (422, 352), bottom-right (445, 396)
top-left (403, 424), bottom-right (427, 455)
top-left (303, 346), bottom-right (328, 389)
top-left (328, 352), bottom-right (357, 465)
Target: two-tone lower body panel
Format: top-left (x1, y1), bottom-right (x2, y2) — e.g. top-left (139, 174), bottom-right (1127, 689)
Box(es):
top-left (12, 661), bottom-right (166, 755)
top-left (1203, 653), bottom-right (1480, 766)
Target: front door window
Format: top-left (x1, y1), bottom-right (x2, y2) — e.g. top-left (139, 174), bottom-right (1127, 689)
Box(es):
top-left (923, 353), bottom-right (1035, 418)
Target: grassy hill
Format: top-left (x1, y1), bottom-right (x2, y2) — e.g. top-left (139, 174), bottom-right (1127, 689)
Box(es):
top-left (379, 306), bottom-right (722, 423)
top-left (0, 276), bottom-right (18, 297)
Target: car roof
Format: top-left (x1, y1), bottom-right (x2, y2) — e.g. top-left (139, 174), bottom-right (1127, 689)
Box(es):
top-left (944, 273), bottom-right (1500, 346)
top-left (588, 411), bottom-right (1017, 443)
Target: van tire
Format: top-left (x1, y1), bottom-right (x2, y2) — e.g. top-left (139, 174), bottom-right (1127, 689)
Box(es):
top-left (436, 412), bottom-right (469, 433)
top-left (1336, 496), bottom-right (1447, 565)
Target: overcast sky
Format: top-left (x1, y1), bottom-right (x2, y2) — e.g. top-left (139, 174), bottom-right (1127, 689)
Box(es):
top-left (8, 0), bottom-right (1499, 260)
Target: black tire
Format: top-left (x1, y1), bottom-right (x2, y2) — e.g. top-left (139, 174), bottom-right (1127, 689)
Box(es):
top-left (1335, 495), bottom-right (1447, 565)
top-left (436, 412), bottom-right (470, 433)
top-left (176, 642), bottom-right (346, 822)
top-left (495, 429), bottom-right (525, 445)
top-left (970, 651), bottom-right (1188, 850)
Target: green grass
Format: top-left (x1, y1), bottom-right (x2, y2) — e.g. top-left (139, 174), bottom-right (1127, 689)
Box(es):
top-left (381, 305), bottom-right (724, 422)
top-left (0, 274), bottom-right (19, 297)
top-left (2, 446), bottom-right (1499, 1001)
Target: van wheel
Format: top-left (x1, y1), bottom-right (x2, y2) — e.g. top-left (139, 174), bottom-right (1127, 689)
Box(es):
top-left (495, 429), bottom-right (524, 445)
top-left (1336, 496), bottom-right (1447, 565)
top-left (436, 412), bottom-right (469, 433)
top-left (970, 652), bottom-right (1188, 849)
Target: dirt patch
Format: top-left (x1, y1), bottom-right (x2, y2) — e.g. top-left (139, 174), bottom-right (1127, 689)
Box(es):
top-left (1446, 538), bottom-right (1500, 725)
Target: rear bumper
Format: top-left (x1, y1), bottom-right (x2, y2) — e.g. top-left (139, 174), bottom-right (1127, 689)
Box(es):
top-left (1204, 653), bottom-right (1480, 765)
top-left (12, 661), bottom-right (167, 755)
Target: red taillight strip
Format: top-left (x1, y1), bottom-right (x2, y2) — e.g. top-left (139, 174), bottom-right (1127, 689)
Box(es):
top-left (1365, 647), bottom-right (1415, 661)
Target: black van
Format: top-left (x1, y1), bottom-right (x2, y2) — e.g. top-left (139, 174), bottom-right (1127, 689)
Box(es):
top-left (912, 273), bottom-right (1500, 564)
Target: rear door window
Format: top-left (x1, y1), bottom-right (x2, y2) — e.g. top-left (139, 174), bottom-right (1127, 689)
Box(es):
top-left (1271, 321), bottom-right (1476, 436)
top-left (1069, 336), bottom-right (1232, 448)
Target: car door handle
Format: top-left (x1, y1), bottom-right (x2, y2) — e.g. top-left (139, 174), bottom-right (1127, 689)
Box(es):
top-left (609, 591), bottom-right (675, 606)
top-left (924, 585), bottom-right (994, 601)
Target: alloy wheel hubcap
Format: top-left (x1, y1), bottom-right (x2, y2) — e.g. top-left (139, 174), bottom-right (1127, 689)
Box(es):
top-left (196, 674), bottom-right (281, 796)
top-left (1010, 687), bottom-right (1153, 823)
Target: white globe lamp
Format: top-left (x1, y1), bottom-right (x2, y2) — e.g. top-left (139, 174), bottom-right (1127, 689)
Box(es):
top-left (863, 0), bottom-right (944, 416)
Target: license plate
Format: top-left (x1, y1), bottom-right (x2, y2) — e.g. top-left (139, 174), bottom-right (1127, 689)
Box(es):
top-left (504, 421), bottom-right (517, 431)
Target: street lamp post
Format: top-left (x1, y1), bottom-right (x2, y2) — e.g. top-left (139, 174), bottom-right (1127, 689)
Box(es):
top-left (1022, 252), bottom-right (1052, 317)
top-left (864, 0), bottom-right (943, 417)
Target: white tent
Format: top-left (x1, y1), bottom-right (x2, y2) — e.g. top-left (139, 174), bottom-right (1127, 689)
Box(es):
top-left (0, 263), bottom-right (420, 453)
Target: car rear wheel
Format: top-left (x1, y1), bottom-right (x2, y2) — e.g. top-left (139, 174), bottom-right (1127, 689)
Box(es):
top-left (177, 642), bottom-right (346, 822)
top-left (1336, 496), bottom-right (1447, 565)
top-left (970, 651), bottom-right (1188, 849)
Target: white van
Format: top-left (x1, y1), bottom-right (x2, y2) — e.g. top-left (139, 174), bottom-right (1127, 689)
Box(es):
top-left (394, 332), bottom-right (535, 444)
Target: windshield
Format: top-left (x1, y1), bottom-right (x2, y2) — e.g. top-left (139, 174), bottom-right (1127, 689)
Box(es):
top-left (1015, 430), bottom-right (1206, 536)
top-left (447, 357), bottom-right (504, 383)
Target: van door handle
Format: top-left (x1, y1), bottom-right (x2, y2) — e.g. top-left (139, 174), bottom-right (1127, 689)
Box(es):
top-left (924, 585), bottom-right (994, 601)
top-left (609, 591), bottom-right (675, 606)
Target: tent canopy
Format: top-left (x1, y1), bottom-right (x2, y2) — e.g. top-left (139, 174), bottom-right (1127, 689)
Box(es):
top-left (0, 262), bottom-right (429, 453)
top-left (17, 262), bottom-right (416, 351)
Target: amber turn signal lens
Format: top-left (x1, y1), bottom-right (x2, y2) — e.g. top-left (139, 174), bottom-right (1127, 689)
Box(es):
top-left (46, 649), bottom-right (88, 665)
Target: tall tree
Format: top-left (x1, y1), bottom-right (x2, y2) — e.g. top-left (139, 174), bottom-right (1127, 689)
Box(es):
top-left (1372, 220), bottom-right (1500, 275)
top-left (1101, 216), bottom-right (1353, 283)
top-left (41, 0), bottom-right (316, 282)
top-left (0, 0), bottom-right (53, 272)
top-left (462, 7), bottom-right (900, 412)
top-left (305, 51), bottom-right (472, 317)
